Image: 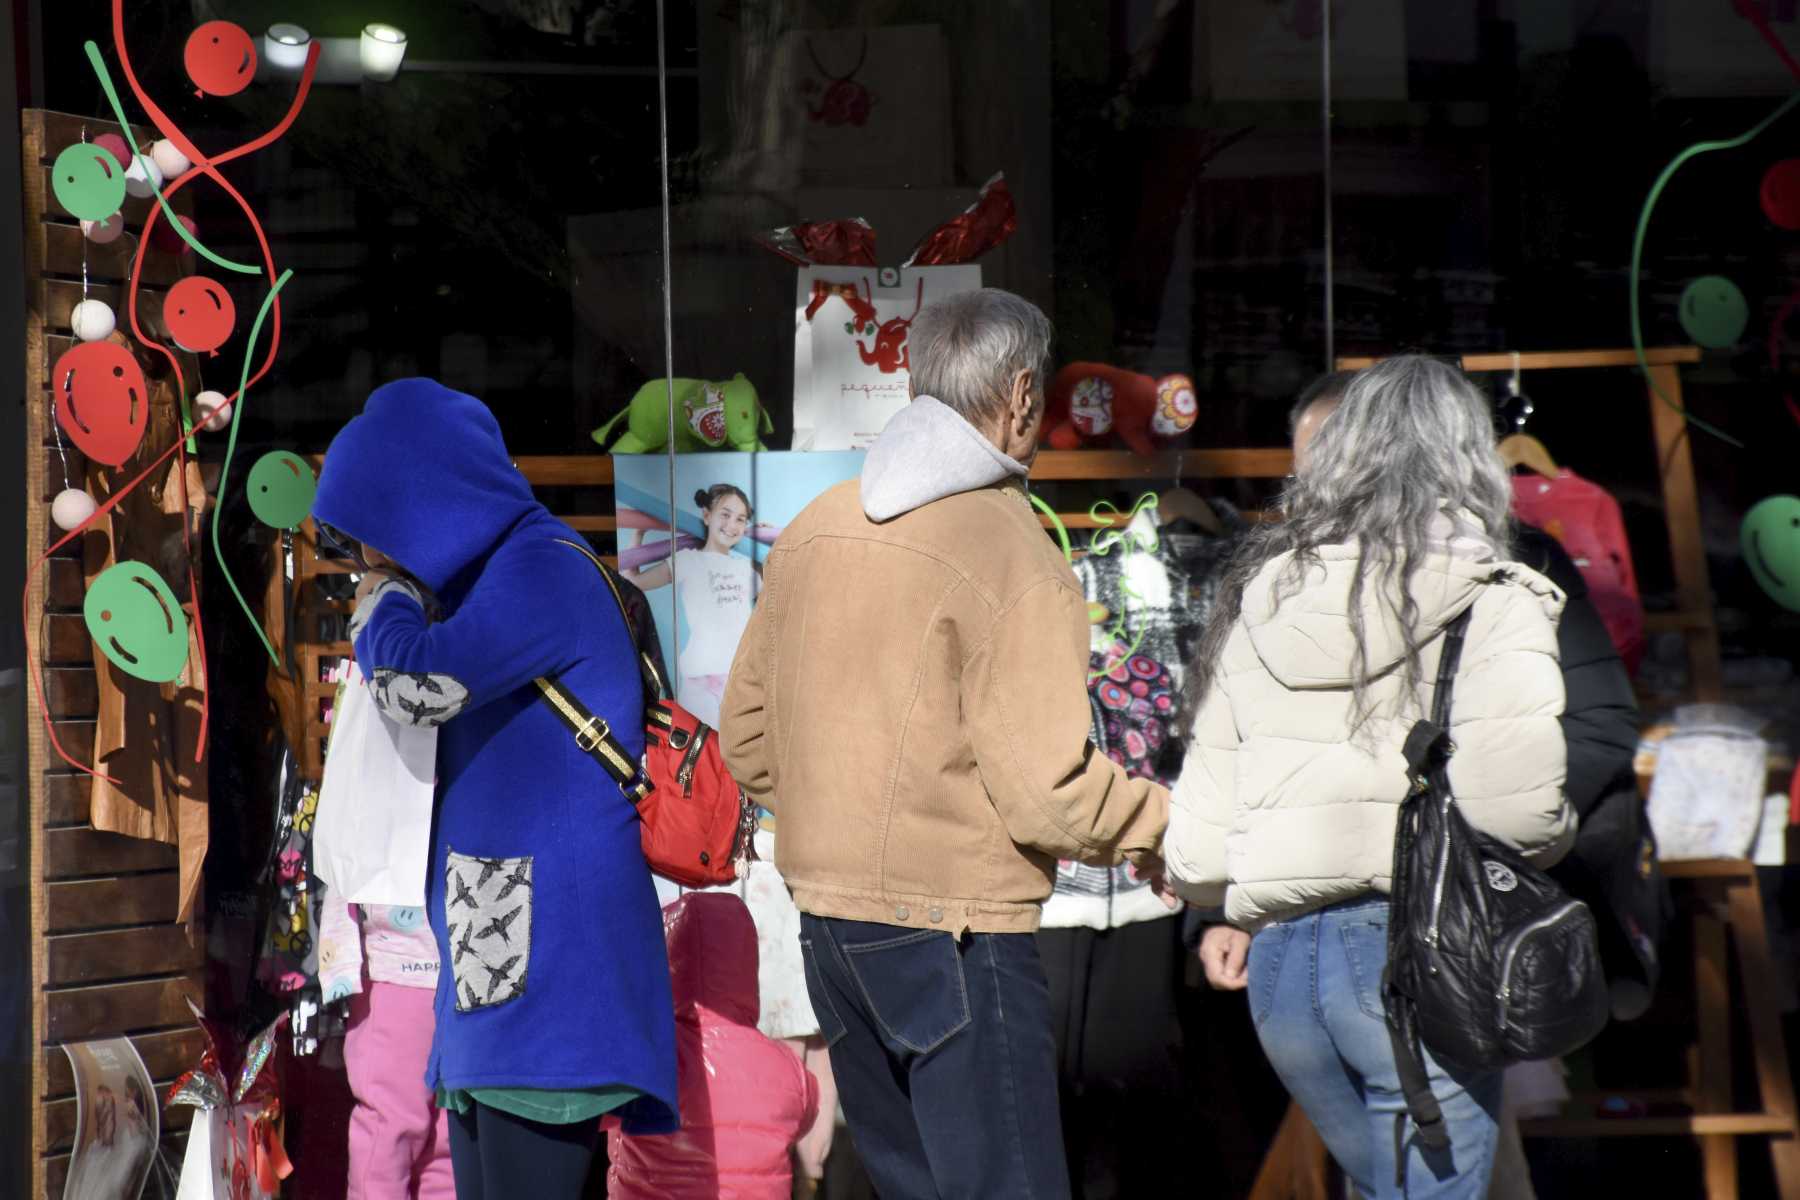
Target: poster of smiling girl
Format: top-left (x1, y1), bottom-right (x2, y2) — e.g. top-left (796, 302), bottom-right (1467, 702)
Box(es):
top-left (613, 449), bottom-right (864, 1181)
top-left (613, 452), bottom-right (865, 729)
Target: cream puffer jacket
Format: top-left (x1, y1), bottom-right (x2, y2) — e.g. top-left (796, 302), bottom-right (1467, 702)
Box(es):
top-left (1167, 541), bottom-right (1576, 929)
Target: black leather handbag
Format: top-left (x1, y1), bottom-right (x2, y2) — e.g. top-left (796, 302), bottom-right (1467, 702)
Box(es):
top-left (1381, 607), bottom-right (1610, 1168)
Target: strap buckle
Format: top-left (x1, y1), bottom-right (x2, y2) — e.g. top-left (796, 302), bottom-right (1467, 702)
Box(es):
top-left (573, 714), bottom-right (612, 753)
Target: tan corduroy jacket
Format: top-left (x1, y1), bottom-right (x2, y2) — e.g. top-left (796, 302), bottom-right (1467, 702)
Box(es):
top-left (720, 477), bottom-right (1168, 935)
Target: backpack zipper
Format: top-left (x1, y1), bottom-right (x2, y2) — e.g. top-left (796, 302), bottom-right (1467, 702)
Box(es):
top-left (1425, 792), bottom-right (1453, 953)
top-left (1495, 900), bottom-right (1586, 1029)
top-left (676, 726), bottom-right (710, 795)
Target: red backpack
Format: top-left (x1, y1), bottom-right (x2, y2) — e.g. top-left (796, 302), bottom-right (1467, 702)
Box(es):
top-left (535, 540), bottom-right (756, 889)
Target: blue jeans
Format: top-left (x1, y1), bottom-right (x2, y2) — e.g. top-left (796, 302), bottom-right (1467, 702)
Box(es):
top-left (800, 915), bottom-right (1071, 1200)
top-left (1248, 899), bottom-right (1502, 1199)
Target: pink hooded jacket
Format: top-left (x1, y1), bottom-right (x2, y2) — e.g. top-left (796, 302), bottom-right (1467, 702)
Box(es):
top-left (608, 893), bottom-right (818, 1200)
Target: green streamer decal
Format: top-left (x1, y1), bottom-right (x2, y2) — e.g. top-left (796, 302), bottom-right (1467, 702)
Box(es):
top-left (84, 40), bottom-right (262, 275)
top-left (212, 269), bottom-right (295, 668)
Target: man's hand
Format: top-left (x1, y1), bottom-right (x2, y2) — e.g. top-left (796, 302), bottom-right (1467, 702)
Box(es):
top-left (1198, 924), bottom-right (1251, 991)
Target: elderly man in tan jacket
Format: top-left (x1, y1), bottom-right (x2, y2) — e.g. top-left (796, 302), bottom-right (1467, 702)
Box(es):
top-left (721, 288), bottom-right (1168, 1200)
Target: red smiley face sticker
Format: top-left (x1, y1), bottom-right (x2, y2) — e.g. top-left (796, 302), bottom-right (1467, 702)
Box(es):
top-left (185, 21), bottom-right (258, 98)
top-left (51, 340), bottom-right (149, 467)
top-left (164, 276), bottom-right (236, 355)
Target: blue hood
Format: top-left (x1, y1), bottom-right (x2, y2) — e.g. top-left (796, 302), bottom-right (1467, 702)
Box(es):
top-left (313, 379), bottom-right (541, 595)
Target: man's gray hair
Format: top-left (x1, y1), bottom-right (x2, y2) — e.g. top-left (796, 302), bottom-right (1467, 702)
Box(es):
top-left (907, 288), bottom-right (1053, 427)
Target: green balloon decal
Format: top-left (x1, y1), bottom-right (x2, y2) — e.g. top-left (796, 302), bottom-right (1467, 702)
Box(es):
top-left (85, 561), bottom-right (191, 683)
top-left (1742, 495), bottom-right (1800, 612)
top-left (51, 142), bottom-right (127, 221)
top-left (1678, 276), bottom-right (1749, 349)
top-left (248, 451), bottom-right (316, 529)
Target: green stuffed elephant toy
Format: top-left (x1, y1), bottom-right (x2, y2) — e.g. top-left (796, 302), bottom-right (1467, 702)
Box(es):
top-left (593, 374), bottom-right (773, 453)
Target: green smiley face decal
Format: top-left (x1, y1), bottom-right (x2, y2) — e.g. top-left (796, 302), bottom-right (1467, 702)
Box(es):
top-left (248, 450), bottom-right (317, 529)
top-left (51, 142), bottom-right (128, 222)
top-left (1742, 495), bottom-right (1800, 612)
top-left (84, 561), bottom-right (191, 683)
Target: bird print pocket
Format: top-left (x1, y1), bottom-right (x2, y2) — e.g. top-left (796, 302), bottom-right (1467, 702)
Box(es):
top-left (445, 849), bottom-right (533, 1012)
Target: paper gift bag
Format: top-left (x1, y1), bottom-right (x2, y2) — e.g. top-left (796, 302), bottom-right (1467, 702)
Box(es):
top-left (792, 264), bottom-right (980, 450)
top-left (174, 1108), bottom-right (222, 1200)
top-left (175, 1108), bottom-right (283, 1200)
top-left (313, 661), bottom-right (437, 906)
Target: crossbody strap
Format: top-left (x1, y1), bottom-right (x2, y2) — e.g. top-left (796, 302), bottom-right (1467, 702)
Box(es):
top-left (531, 538), bottom-right (660, 803)
top-left (1385, 603), bottom-right (1478, 1173)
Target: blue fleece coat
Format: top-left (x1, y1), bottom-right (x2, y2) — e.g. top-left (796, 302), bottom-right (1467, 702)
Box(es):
top-left (313, 379), bottom-right (677, 1133)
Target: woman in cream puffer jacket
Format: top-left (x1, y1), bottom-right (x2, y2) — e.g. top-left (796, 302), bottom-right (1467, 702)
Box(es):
top-left (1167, 355), bottom-right (1576, 1200)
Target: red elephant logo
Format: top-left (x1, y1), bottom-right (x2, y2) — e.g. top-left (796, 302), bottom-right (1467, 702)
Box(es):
top-left (854, 277), bottom-right (924, 375)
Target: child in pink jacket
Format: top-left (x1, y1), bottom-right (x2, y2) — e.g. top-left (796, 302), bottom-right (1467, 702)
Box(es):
top-left (608, 892), bottom-right (819, 1199)
top-left (319, 895), bottom-right (453, 1199)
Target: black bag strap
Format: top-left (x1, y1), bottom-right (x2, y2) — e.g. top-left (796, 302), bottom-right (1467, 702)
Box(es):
top-left (531, 538), bottom-right (663, 803)
top-left (1383, 605), bottom-right (1476, 1176)
top-left (552, 538), bottom-right (669, 701)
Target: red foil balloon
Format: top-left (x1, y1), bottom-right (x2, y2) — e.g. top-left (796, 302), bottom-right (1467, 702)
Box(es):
top-left (150, 213), bottom-right (198, 256)
top-left (93, 132), bottom-right (131, 169)
top-left (184, 21), bottom-right (258, 97)
top-left (164, 276), bottom-right (236, 354)
top-left (51, 340), bottom-right (149, 466)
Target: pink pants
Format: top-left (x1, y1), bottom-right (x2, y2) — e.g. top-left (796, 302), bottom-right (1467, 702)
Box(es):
top-left (345, 982), bottom-right (454, 1200)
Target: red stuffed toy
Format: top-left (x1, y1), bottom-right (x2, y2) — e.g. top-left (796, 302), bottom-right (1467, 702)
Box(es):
top-left (1042, 363), bottom-right (1198, 455)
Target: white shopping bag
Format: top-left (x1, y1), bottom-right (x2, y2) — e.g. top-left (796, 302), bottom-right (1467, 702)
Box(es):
top-left (174, 1108), bottom-right (221, 1200)
top-left (174, 1109), bottom-right (280, 1200)
top-left (313, 661), bottom-right (436, 906)
top-left (792, 264), bottom-right (980, 450)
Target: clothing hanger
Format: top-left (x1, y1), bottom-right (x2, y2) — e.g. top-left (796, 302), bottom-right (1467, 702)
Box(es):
top-left (1494, 352), bottom-right (1560, 477)
top-left (1498, 433), bottom-right (1558, 477)
top-left (1158, 456), bottom-right (1224, 535)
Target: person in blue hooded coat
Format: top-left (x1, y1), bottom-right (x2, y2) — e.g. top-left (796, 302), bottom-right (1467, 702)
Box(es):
top-left (312, 378), bottom-right (678, 1198)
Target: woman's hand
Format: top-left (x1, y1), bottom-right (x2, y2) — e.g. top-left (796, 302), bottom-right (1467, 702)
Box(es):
top-left (354, 568), bottom-right (395, 606)
top-left (1198, 925), bottom-right (1251, 991)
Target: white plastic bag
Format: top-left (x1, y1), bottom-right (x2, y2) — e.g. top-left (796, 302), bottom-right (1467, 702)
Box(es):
top-left (1646, 705), bottom-right (1767, 861)
top-left (313, 661), bottom-right (436, 906)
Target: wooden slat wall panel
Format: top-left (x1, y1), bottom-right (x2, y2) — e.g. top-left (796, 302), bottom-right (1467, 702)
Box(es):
top-left (47, 926), bottom-right (202, 987)
top-left (38, 452), bottom-right (91, 501)
top-left (45, 972), bottom-right (201, 1043)
top-left (28, 108), bottom-right (209, 1200)
top-left (42, 219), bottom-right (183, 285)
top-left (44, 828), bottom-right (178, 878)
top-left (41, 721), bottom-right (94, 764)
top-left (42, 1027), bottom-right (206, 1097)
top-left (40, 276), bottom-right (174, 340)
top-left (43, 775), bottom-right (88, 826)
top-left (46, 559), bottom-right (84, 609)
top-left (46, 874), bottom-right (180, 934)
top-left (45, 1091), bottom-right (193, 1152)
top-left (43, 669), bottom-right (97, 719)
top-left (44, 1132), bottom-right (189, 1198)
top-left (43, 616), bottom-right (92, 665)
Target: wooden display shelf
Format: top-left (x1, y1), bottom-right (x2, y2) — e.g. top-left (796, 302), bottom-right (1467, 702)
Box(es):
top-left (1336, 347), bottom-right (1703, 371)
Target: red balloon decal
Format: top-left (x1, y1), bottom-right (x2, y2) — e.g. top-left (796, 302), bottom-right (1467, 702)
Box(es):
top-left (1764, 159), bottom-right (1800, 231)
top-left (184, 21), bottom-right (257, 97)
top-left (164, 276), bottom-right (236, 354)
top-left (51, 340), bottom-right (149, 467)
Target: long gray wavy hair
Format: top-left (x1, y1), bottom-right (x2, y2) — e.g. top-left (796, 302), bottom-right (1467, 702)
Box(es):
top-left (1187, 355), bottom-right (1515, 731)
